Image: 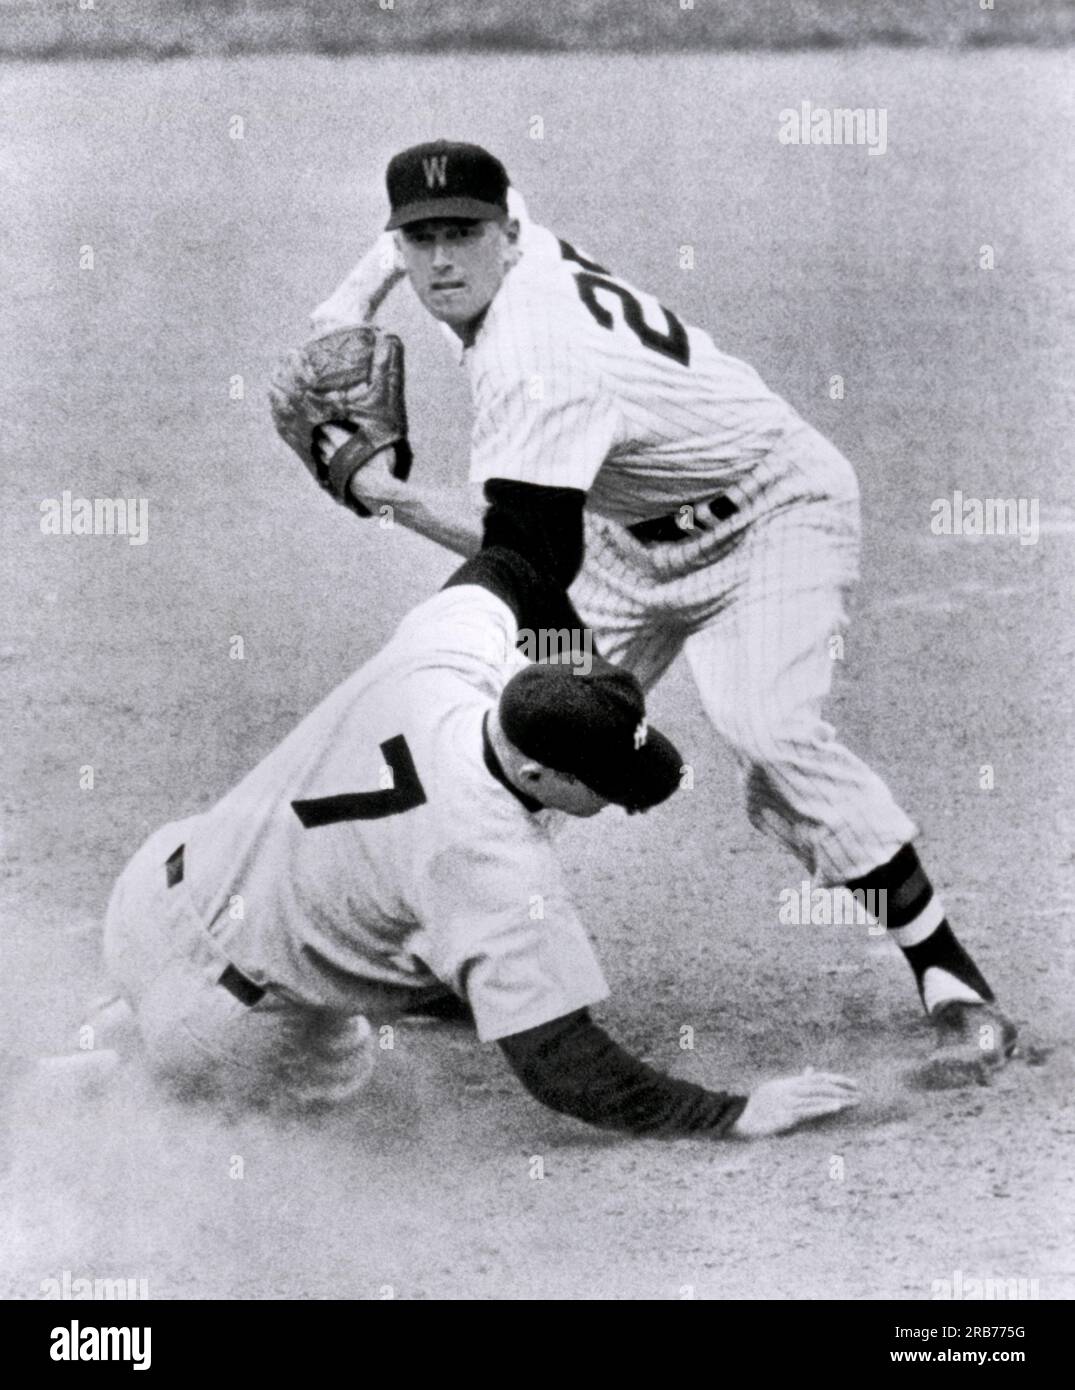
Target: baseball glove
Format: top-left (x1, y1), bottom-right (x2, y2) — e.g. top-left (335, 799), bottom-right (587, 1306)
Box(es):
top-left (268, 324), bottom-right (413, 517)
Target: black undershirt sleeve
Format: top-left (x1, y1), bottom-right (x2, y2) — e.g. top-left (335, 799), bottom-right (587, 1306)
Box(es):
top-left (481, 479), bottom-right (587, 592)
top-left (443, 545), bottom-right (590, 641)
top-left (443, 479), bottom-right (605, 646)
top-left (498, 1009), bottom-right (748, 1138)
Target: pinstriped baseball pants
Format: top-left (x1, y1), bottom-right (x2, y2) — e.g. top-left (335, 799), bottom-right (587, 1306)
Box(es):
top-left (571, 421), bottom-right (916, 885)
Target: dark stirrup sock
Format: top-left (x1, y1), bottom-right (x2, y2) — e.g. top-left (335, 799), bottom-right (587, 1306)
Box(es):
top-left (845, 844), bottom-right (994, 1011)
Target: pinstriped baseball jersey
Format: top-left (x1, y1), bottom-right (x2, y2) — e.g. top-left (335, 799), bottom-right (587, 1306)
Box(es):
top-left (446, 216), bottom-right (913, 885)
top-left (463, 221), bottom-right (798, 525)
top-left (174, 585), bottom-right (607, 1041)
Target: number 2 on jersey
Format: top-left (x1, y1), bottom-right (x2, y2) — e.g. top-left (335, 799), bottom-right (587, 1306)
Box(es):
top-left (292, 734), bottom-right (427, 828)
top-left (559, 239), bottom-right (690, 367)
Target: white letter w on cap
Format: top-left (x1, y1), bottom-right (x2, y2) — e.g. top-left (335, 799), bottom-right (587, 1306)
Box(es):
top-left (422, 155), bottom-right (448, 188)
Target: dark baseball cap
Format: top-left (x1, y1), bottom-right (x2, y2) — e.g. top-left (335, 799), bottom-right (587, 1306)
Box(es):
top-left (499, 662), bottom-right (684, 812)
top-left (385, 140), bottom-right (509, 230)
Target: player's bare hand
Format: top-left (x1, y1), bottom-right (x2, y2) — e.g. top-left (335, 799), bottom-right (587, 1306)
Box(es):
top-left (731, 1069), bottom-right (859, 1138)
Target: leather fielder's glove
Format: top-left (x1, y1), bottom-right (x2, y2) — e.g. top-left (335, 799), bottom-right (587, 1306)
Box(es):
top-left (268, 325), bottom-right (413, 517)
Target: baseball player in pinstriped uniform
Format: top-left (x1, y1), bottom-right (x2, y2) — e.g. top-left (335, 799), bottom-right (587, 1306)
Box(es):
top-left (307, 140), bottom-right (1017, 1085)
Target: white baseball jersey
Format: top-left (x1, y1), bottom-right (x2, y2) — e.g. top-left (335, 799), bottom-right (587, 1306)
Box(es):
top-left (461, 220), bottom-right (802, 525)
top-left (177, 584), bottom-right (608, 1041)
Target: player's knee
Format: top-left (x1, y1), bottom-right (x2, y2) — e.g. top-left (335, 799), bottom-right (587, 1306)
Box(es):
top-left (722, 722), bottom-right (795, 767)
top-left (724, 711), bottom-right (834, 768)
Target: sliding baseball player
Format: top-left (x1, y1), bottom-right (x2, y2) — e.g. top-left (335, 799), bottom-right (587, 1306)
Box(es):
top-left (91, 326), bottom-right (860, 1137)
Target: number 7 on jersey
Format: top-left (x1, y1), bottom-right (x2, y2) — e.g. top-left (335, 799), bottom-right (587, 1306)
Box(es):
top-left (292, 734), bottom-right (427, 828)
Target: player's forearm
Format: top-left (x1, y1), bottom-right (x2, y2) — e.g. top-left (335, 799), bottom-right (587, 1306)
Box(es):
top-left (348, 473), bottom-right (482, 560)
top-left (342, 450), bottom-right (587, 587)
top-left (498, 1009), bottom-right (748, 1138)
top-left (363, 482), bottom-right (596, 647)
top-left (389, 486), bottom-right (594, 638)
top-left (388, 486), bottom-right (482, 560)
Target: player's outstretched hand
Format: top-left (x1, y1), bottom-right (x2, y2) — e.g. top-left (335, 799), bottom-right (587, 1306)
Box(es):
top-left (732, 1069), bottom-right (860, 1138)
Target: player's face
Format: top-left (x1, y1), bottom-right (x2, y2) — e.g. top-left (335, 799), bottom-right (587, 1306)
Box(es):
top-left (396, 217), bottom-right (519, 330)
top-left (523, 766), bottom-right (611, 818)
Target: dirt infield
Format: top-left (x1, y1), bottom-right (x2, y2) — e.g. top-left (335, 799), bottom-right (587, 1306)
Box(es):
top-left (1, 49), bottom-right (1073, 1299)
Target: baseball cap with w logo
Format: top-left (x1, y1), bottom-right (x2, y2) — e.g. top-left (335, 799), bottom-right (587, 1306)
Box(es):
top-left (385, 141), bottom-right (510, 229)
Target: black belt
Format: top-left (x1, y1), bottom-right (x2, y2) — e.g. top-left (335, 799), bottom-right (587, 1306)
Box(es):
top-left (165, 844), bottom-right (266, 1008)
top-left (628, 493), bottom-right (739, 545)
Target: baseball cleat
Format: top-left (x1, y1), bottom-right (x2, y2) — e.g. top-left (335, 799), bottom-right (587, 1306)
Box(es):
top-left (913, 1000), bottom-right (1018, 1090)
